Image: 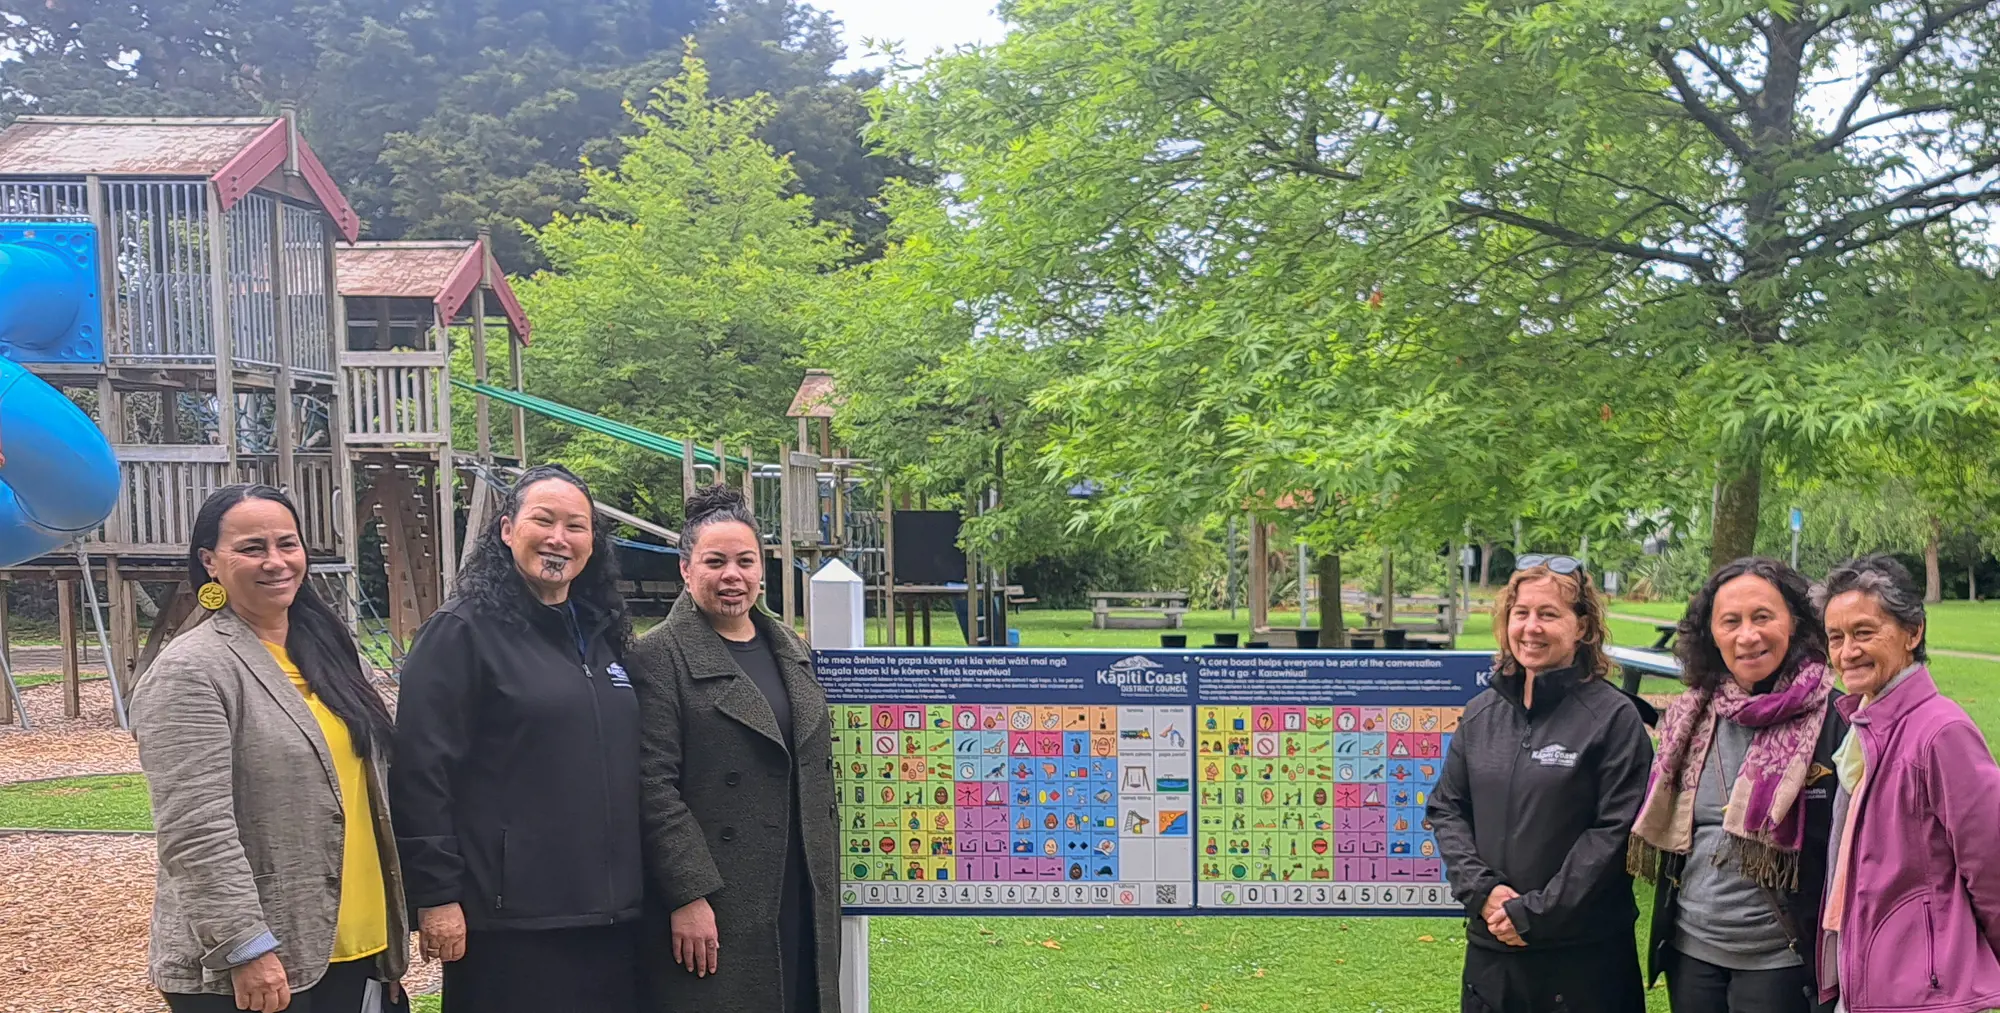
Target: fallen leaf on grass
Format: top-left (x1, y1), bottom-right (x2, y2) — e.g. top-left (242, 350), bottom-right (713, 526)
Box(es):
top-left (1334, 959), bottom-right (1347, 965)
top-left (1041, 939), bottom-right (1062, 950)
top-left (1252, 968), bottom-right (1266, 978)
top-left (1417, 935), bottom-right (1436, 943)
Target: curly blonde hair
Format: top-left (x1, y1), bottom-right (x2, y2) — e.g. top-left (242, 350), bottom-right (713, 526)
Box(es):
top-left (1492, 565), bottom-right (1612, 681)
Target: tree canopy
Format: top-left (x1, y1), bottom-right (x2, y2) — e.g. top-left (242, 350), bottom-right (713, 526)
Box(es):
top-left (0, 0), bottom-right (913, 268)
top-left (816, 0), bottom-right (2000, 568)
top-left (512, 53), bottom-right (850, 518)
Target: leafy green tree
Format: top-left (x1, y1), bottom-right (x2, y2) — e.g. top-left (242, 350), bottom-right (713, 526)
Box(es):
top-left (858, 0), bottom-right (2000, 569)
top-left (512, 53), bottom-right (851, 518)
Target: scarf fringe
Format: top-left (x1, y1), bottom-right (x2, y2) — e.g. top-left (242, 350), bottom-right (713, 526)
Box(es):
top-left (1724, 835), bottom-right (1801, 892)
top-left (1627, 835), bottom-right (1664, 883)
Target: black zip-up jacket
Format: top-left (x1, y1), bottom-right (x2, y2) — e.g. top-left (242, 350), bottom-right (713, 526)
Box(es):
top-left (1427, 661), bottom-right (1654, 951)
top-left (1646, 692), bottom-right (1846, 999)
top-left (389, 586), bottom-right (643, 931)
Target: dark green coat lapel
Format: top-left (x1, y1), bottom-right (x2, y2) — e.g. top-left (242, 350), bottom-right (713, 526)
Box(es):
top-left (667, 593), bottom-right (788, 751)
top-left (753, 606), bottom-right (830, 755)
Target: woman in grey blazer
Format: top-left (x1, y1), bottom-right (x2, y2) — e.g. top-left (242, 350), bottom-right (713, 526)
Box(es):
top-left (133, 485), bottom-right (407, 1013)
top-left (631, 484), bottom-right (841, 1013)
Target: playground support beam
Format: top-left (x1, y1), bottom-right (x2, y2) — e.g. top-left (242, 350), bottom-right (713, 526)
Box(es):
top-left (434, 303), bottom-right (458, 595)
top-left (58, 579), bottom-right (78, 718)
top-left (473, 286), bottom-right (490, 459)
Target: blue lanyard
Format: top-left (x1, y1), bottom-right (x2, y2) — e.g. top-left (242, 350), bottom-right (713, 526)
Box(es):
top-left (567, 602), bottom-right (590, 668)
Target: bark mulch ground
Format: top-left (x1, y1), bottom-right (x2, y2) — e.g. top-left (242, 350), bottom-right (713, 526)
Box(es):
top-left (1, 670), bottom-right (442, 1008)
top-left (0, 682), bottom-right (138, 785)
top-left (0, 833), bottom-right (443, 1011)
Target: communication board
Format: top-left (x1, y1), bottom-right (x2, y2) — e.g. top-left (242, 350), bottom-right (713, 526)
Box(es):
top-left (817, 648), bottom-right (1491, 917)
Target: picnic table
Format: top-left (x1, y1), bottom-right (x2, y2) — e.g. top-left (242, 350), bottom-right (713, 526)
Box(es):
top-left (1090, 591), bottom-right (1191, 630)
top-left (1649, 620), bottom-right (1679, 650)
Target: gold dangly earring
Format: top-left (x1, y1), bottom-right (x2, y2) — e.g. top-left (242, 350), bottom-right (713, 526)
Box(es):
top-left (197, 581), bottom-right (228, 611)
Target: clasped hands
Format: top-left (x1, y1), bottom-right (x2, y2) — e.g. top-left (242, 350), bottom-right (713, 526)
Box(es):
top-left (1482, 885), bottom-right (1526, 947)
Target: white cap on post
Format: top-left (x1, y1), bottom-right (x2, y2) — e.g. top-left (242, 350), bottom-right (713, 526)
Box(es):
top-left (808, 558), bottom-right (865, 651)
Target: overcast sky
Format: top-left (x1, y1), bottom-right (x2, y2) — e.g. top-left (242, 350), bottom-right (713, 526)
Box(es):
top-left (819, 0), bottom-right (1010, 72)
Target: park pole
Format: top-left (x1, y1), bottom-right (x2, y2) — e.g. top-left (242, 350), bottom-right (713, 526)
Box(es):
top-left (1297, 540), bottom-right (1309, 628)
top-left (1226, 517), bottom-right (1239, 620)
top-left (809, 559), bottom-right (869, 1013)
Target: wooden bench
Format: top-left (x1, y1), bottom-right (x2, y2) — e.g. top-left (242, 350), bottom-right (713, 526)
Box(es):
top-left (1090, 591), bottom-right (1191, 630)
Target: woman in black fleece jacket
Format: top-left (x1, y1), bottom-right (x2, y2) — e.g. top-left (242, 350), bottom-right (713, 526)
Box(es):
top-left (1427, 556), bottom-right (1654, 1013)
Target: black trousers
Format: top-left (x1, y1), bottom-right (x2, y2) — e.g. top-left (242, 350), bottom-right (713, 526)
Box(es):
top-left (1462, 937), bottom-right (1646, 1013)
top-left (164, 957), bottom-right (407, 1013)
top-left (1666, 948), bottom-right (1824, 1013)
top-left (442, 924), bottom-right (640, 1013)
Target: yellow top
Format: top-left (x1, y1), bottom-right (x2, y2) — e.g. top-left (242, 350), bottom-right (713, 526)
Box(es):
top-left (264, 642), bottom-right (389, 962)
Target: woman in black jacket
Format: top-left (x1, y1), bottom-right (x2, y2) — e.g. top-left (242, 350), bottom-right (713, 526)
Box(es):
top-left (390, 465), bottom-right (642, 1013)
top-left (1631, 558), bottom-right (1844, 1013)
top-left (629, 485), bottom-right (840, 1013)
top-left (1427, 556), bottom-right (1654, 1013)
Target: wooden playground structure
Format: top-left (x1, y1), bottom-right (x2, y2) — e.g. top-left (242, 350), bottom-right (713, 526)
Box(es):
top-left (0, 113), bottom-right (928, 726)
top-left (0, 115), bottom-right (1471, 723)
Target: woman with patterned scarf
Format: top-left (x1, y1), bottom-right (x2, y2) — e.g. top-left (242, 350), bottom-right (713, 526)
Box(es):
top-left (1632, 557), bottom-right (1846, 1013)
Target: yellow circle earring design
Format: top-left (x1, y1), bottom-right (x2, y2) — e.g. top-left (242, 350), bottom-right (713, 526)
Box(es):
top-left (197, 582), bottom-right (228, 611)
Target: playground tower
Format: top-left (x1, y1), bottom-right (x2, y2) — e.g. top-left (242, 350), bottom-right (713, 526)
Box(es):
top-left (334, 236), bottom-right (529, 651)
top-left (0, 112), bottom-right (356, 723)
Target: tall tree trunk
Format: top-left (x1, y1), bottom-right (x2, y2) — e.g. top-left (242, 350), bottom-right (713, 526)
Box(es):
top-left (1317, 552), bottom-right (1346, 647)
top-left (1925, 519), bottom-right (1942, 604)
top-left (1478, 542), bottom-right (1493, 591)
top-left (1710, 445), bottom-right (1764, 568)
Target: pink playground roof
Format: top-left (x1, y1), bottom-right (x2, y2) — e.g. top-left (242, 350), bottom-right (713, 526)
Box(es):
top-left (0, 116), bottom-right (360, 241)
top-left (336, 240), bottom-right (531, 343)
top-left (787, 369), bottom-right (840, 418)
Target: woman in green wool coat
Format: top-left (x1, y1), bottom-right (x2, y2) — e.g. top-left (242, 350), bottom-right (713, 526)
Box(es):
top-left (630, 484), bottom-right (842, 1013)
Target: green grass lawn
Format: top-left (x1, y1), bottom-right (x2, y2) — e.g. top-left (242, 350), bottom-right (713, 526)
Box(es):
top-left (0, 773), bottom-right (151, 831)
top-left (10, 671), bottom-right (103, 690)
top-left (28, 602), bottom-right (1999, 1010)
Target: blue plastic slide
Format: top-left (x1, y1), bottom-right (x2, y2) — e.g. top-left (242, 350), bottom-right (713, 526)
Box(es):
top-left (0, 356), bottom-right (120, 565)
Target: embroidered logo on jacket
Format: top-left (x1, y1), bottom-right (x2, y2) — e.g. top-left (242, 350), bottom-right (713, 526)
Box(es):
top-left (1530, 743), bottom-right (1579, 768)
top-left (606, 662), bottom-right (632, 688)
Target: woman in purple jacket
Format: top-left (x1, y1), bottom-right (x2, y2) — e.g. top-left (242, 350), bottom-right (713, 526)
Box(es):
top-left (1813, 555), bottom-right (2000, 1013)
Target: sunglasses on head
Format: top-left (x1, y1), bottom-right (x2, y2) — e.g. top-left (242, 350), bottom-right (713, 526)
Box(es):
top-left (1514, 554), bottom-right (1585, 576)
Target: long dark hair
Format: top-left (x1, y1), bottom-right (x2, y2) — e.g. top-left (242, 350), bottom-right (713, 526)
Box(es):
top-left (189, 485), bottom-right (393, 754)
top-left (1675, 557), bottom-right (1828, 692)
top-left (453, 464), bottom-right (631, 651)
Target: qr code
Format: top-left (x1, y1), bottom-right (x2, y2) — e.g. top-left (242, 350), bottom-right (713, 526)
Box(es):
top-left (1156, 884), bottom-right (1178, 905)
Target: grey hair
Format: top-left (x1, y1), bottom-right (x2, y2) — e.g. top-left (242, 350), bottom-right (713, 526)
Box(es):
top-left (1812, 554), bottom-right (1928, 662)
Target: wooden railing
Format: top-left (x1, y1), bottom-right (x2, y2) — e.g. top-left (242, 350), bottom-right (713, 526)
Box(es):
top-left (91, 447), bottom-right (248, 554)
top-left (86, 447), bottom-right (341, 556)
top-left (343, 352), bottom-right (446, 445)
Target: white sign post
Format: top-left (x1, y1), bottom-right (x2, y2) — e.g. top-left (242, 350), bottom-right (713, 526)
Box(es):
top-left (808, 559), bottom-right (868, 1013)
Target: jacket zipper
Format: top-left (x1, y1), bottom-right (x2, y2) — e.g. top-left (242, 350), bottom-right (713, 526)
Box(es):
top-left (1924, 898), bottom-right (1940, 990)
top-left (569, 609), bottom-right (618, 917)
top-left (497, 828), bottom-right (507, 910)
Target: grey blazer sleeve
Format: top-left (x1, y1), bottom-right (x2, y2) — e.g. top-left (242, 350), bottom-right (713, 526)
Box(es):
top-left (631, 635), bottom-right (725, 911)
top-left (132, 656), bottom-right (277, 970)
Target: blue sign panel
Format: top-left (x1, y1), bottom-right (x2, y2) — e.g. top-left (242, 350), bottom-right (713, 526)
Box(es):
top-left (816, 648), bottom-right (1491, 917)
